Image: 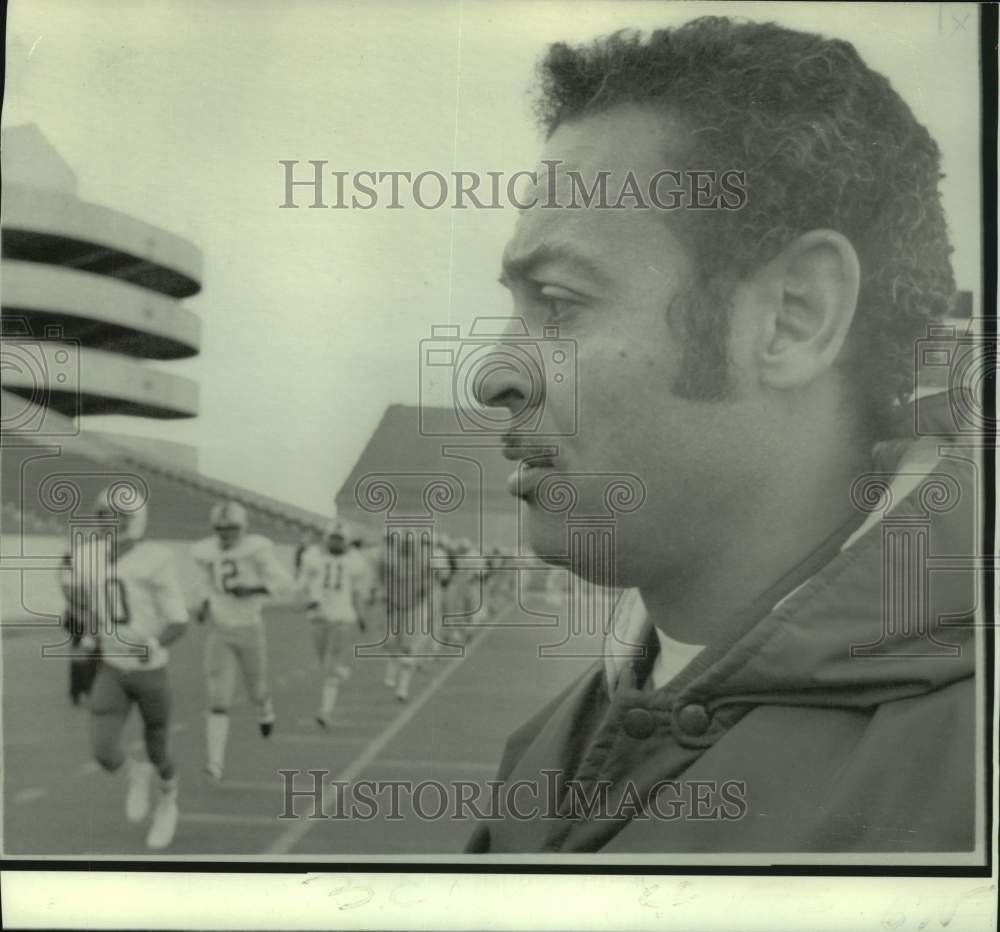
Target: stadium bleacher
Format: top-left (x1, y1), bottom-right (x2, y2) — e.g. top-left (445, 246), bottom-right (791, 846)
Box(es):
top-left (1, 438), bottom-right (325, 545)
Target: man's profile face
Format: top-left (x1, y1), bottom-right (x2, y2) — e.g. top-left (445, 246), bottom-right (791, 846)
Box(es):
top-left (490, 106), bottom-right (760, 588)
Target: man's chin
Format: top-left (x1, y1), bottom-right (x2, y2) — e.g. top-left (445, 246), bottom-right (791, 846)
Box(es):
top-left (520, 500), bottom-right (567, 564)
top-left (521, 505), bottom-right (621, 586)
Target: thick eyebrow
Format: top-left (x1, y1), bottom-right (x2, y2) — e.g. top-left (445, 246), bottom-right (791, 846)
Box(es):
top-left (498, 243), bottom-right (609, 289)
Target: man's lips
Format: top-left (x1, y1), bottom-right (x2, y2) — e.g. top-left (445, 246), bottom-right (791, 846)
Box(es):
top-left (500, 438), bottom-right (556, 463)
top-left (502, 438), bottom-right (558, 498)
top-left (505, 460), bottom-right (557, 499)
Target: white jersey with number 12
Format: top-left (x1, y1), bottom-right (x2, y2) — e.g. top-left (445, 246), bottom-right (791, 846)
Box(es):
top-left (191, 534), bottom-right (290, 628)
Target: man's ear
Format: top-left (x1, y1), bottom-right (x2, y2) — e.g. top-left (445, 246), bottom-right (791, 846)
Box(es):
top-left (755, 229), bottom-right (860, 390)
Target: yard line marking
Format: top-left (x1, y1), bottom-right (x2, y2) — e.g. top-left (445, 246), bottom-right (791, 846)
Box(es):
top-left (267, 627), bottom-right (495, 855)
top-left (364, 758), bottom-right (498, 774)
top-left (80, 761), bottom-right (102, 775)
top-left (180, 812), bottom-right (277, 827)
top-left (14, 787), bottom-right (48, 804)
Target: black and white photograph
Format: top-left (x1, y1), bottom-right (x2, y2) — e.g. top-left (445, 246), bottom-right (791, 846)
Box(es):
top-left (0, 0), bottom-right (996, 928)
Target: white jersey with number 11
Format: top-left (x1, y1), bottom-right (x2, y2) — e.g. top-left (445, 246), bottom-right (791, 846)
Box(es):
top-left (301, 547), bottom-right (367, 623)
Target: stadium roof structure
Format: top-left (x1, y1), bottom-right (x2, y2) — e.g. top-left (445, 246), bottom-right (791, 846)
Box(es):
top-left (1, 124), bottom-right (203, 421)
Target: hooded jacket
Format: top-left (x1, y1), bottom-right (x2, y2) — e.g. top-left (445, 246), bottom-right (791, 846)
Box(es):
top-left (466, 436), bottom-right (982, 853)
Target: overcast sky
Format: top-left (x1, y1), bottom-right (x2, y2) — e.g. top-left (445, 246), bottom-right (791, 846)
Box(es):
top-left (3, 0), bottom-right (981, 513)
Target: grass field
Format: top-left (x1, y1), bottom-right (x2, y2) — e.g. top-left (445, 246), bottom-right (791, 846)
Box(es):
top-left (2, 589), bottom-right (599, 858)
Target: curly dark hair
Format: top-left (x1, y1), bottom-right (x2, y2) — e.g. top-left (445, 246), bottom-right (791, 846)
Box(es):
top-left (535, 17), bottom-right (956, 437)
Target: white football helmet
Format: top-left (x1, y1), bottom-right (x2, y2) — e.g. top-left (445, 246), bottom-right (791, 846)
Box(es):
top-left (324, 517), bottom-right (349, 553)
top-left (93, 482), bottom-right (149, 541)
top-left (211, 500), bottom-right (248, 548)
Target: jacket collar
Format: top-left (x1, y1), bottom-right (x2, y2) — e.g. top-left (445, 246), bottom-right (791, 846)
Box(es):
top-left (603, 435), bottom-right (978, 707)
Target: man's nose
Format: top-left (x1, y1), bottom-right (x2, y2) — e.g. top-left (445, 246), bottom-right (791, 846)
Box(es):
top-left (472, 343), bottom-right (541, 420)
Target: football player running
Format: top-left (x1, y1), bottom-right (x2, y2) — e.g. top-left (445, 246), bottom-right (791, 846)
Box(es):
top-left (378, 531), bottom-right (441, 701)
top-left (299, 518), bottom-right (369, 727)
top-left (57, 549), bottom-right (101, 707)
top-left (350, 532), bottom-right (381, 636)
top-left (77, 484), bottom-right (189, 850)
top-left (293, 527), bottom-right (320, 584)
top-left (441, 539), bottom-right (479, 648)
top-left (483, 545), bottom-right (512, 625)
top-left (424, 538), bottom-right (460, 661)
top-left (192, 501), bottom-right (293, 780)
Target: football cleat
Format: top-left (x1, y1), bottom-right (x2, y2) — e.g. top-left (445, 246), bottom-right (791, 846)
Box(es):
top-left (315, 714), bottom-right (330, 729)
top-left (204, 762), bottom-right (224, 782)
top-left (395, 662), bottom-right (414, 701)
top-left (146, 787), bottom-right (179, 849)
top-left (125, 760), bottom-right (154, 823)
top-left (258, 700), bottom-right (276, 737)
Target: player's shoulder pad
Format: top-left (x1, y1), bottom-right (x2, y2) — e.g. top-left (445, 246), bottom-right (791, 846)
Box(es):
top-left (349, 548), bottom-right (370, 568)
top-left (242, 534), bottom-right (276, 558)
